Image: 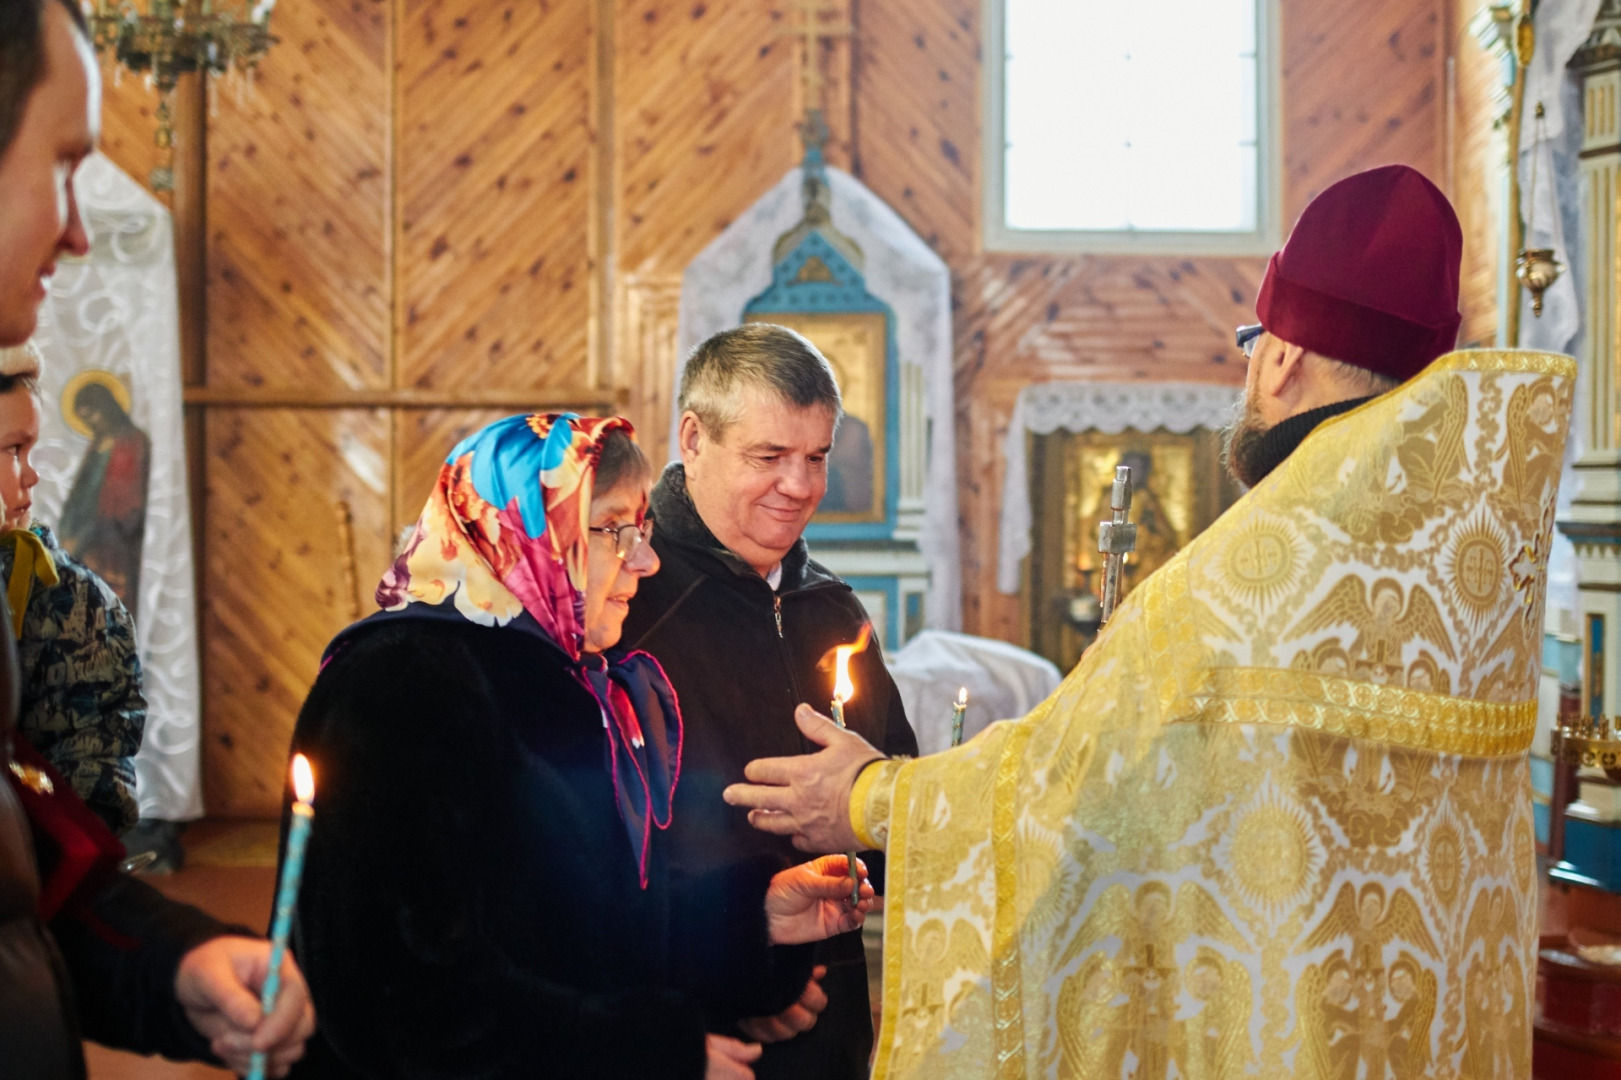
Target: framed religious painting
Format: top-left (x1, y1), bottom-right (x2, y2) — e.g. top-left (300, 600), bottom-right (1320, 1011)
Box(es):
top-left (743, 310), bottom-right (889, 525)
top-left (56, 369), bottom-right (150, 619)
top-left (1026, 428), bottom-right (1242, 671)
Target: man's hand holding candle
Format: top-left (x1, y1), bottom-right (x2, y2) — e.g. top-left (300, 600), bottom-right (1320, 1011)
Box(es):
top-left (725, 705), bottom-right (886, 854)
top-left (240, 752), bottom-right (317, 1079)
top-left (764, 853), bottom-right (875, 943)
top-left (174, 937), bottom-right (316, 1077)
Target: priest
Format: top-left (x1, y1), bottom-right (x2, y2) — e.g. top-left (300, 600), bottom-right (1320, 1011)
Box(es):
top-left (724, 164), bottom-right (1571, 1079)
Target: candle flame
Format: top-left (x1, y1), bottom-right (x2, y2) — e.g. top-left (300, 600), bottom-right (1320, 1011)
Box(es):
top-left (831, 623), bottom-right (872, 704)
top-left (956, 687), bottom-right (968, 708)
top-left (292, 754), bottom-right (315, 804)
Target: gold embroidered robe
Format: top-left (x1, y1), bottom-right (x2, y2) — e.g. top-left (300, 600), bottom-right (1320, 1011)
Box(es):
top-left (851, 350), bottom-right (1574, 1079)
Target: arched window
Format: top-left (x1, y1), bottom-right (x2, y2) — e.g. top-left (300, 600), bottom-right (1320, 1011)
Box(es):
top-left (984, 0), bottom-right (1279, 254)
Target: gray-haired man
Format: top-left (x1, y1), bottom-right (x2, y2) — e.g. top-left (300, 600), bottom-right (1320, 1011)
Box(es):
top-left (623, 323), bottom-right (918, 1079)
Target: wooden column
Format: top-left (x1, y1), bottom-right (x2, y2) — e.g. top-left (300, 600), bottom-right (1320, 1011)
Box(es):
top-left (172, 71), bottom-right (210, 762)
top-left (588, 0), bottom-right (617, 391)
top-left (172, 73), bottom-right (207, 384)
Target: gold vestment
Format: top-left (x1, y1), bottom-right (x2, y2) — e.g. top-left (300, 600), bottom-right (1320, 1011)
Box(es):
top-left (852, 350), bottom-right (1573, 1079)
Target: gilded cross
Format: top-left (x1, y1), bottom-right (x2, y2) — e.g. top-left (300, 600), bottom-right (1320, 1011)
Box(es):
top-left (778, 0), bottom-right (851, 114)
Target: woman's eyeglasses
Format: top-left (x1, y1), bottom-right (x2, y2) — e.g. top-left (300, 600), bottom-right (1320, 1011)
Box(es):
top-left (1236, 323), bottom-right (1264, 360)
top-left (589, 516), bottom-right (654, 560)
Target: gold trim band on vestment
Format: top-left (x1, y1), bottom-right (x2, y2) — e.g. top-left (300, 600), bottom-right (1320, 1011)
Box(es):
top-left (1298, 349), bottom-right (1576, 448)
top-left (1425, 348), bottom-right (1576, 378)
top-left (850, 758), bottom-right (898, 852)
top-left (1180, 666), bottom-right (1538, 757)
top-left (991, 722), bottom-right (1037, 1080)
top-left (871, 764), bottom-right (912, 1080)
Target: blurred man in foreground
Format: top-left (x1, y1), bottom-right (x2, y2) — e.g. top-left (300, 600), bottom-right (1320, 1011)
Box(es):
top-left (0, 1), bottom-right (314, 1073)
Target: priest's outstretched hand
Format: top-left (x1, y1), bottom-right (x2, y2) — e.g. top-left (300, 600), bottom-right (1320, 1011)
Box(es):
top-left (726, 704), bottom-right (887, 854)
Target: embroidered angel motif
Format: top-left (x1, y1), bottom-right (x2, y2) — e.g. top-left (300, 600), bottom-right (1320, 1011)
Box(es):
top-left (1053, 881), bottom-right (1251, 1080)
top-left (1288, 576), bottom-right (1455, 685)
top-left (1297, 882), bottom-right (1441, 1080)
top-left (1302, 881), bottom-right (1441, 973)
top-left (1462, 887), bottom-right (1529, 1080)
top-left (1497, 378), bottom-right (1565, 531)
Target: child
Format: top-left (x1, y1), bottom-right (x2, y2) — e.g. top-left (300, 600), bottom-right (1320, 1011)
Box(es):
top-left (0, 341), bottom-right (145, 836)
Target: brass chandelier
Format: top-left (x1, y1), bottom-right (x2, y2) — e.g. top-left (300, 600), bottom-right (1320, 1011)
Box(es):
top-left (86, 0), bottom-right (278, 191)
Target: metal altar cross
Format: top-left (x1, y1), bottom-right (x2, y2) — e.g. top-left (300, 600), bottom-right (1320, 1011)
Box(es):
top-left (1098, 465), bottom-right (1137, 625)
top-left (777, 0), bottom-right (851, 112)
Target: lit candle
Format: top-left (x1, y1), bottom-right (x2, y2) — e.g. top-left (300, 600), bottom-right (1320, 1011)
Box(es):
top-left (247, 754), bottom-right (315, 1080)
top-left (829, 628), bottom-right (870, 905)
top-left (950, 687), bottom-right (969, 748)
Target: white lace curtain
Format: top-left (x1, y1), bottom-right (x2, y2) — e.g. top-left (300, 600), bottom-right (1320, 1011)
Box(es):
top-left (997, 381), bottom-right (1241, 594)
top-left (31, 154), bottom-right (202, 821)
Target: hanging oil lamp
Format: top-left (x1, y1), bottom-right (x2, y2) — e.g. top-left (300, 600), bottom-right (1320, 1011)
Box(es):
top-left (1517, 102), bottom-right (1564, 317)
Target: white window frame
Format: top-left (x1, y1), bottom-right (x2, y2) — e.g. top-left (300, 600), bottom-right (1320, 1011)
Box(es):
top-left (982, 0), bottom-right (1283, 256)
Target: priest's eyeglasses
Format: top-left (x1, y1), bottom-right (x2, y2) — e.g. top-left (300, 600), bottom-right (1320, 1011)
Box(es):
top-left (589, 516), bottom-right (655, 560)
top-left (1236, 323), bottom-right (1264, 359)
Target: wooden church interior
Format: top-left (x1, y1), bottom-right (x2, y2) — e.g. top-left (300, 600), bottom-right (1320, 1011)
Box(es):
top-left (64, 0), bottom-right (1621, 1074)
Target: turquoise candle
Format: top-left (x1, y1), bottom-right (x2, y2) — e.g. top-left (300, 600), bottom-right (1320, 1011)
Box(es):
top-left (949, 687), bottom-right (968, 748)
top-left (247, 756), bottom-right (314, 1080)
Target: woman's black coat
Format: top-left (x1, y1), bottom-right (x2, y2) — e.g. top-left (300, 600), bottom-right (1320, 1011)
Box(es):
top-left (283, 610), bottom-right (814, 1079)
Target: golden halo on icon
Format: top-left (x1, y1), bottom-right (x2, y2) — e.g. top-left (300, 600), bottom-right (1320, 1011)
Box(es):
top-left (60, 369), bottom-right (132, 438)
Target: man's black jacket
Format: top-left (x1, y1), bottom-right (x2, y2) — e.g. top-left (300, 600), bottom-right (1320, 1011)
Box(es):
top-left (623, 465), bottom-right (919, 1080)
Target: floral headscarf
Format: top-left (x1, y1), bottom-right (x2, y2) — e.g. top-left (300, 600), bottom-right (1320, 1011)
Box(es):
top-left (378, 412), bottom-right (625, 655)
top-left (368, 413), bottom-right (680, 886)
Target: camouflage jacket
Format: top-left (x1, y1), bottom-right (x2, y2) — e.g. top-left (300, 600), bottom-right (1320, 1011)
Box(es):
top-left (0, 523), bottom-right (145, 834)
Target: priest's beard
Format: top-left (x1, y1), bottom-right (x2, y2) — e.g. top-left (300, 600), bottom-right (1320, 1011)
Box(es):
top-left (1220, 388), bottom-right (1272, 489)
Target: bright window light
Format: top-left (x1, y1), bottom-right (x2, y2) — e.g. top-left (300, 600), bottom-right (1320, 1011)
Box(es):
top-left (1002, 0), bottom-right (1261, 234)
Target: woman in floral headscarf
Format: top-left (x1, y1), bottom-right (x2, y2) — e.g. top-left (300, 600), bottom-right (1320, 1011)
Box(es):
top-left (282, 414), bottom-right (869, 1080)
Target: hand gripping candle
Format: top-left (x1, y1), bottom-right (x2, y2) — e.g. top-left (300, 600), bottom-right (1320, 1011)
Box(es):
top-left (247, 754), bottom-right (315, 1080)
top-left (828, 626), bottom-right (872, 905)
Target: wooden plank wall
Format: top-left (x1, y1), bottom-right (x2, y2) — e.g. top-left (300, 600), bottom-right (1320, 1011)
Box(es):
top-left (1451, 0), bottom-right (1508, 349)
top-left (95, 0), bottom-right (1506, 816)
top-left (919, 0), bottom-right (1455, 643)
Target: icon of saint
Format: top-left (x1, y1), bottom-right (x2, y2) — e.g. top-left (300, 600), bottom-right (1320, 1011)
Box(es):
top-left (58, 373), bottom-right (150, 617)
top-left (823, 412), bottom-right (874, 514)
